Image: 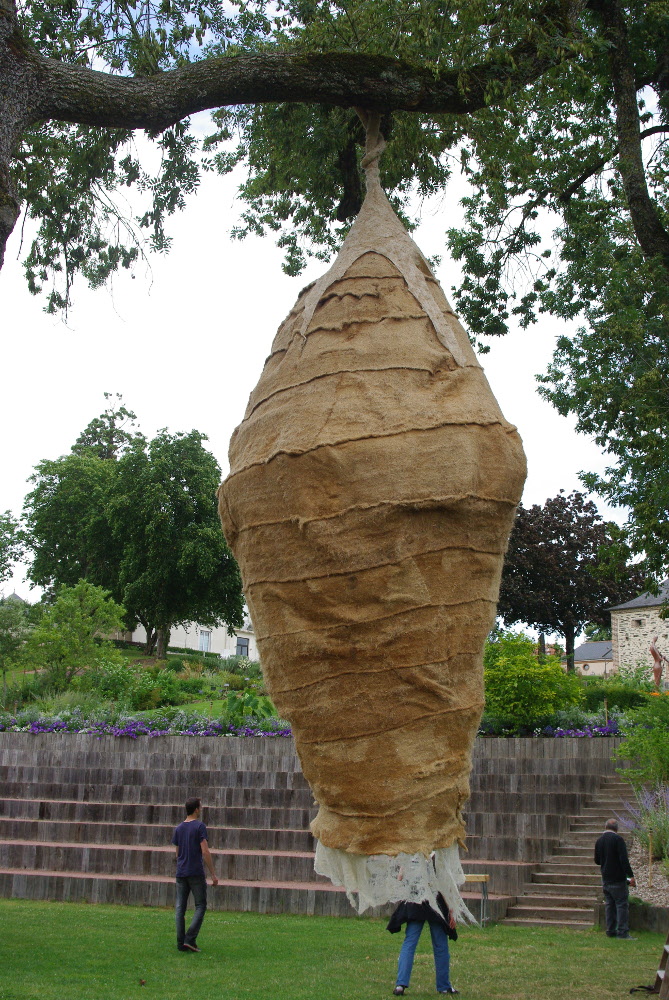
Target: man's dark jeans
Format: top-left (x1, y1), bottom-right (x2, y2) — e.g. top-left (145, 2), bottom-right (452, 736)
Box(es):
top-left (603, 881), bottom-right (630, 938)
top-left (175, 875), bottom-right (207, 949)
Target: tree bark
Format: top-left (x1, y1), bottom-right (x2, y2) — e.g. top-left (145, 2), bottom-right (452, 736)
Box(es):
top-left (594, 0), bottom-right (669, 266)
top-left (564, 624), bottom-right (576, 673)
top-left (155, 627), bottom-right (170, 660)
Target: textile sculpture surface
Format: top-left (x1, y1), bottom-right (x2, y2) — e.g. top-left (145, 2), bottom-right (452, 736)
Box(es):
top-left (218, 115), bottom-right (527, 918)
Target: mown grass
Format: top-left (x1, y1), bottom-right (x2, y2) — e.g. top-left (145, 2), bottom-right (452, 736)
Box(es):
top-left (0, 900), bottom-right (664, 1000)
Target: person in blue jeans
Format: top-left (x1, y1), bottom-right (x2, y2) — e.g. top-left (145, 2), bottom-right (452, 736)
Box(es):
top-left (387, 894), bottom-right (459, 995)
top-left (594, 818), bottom-right (636, 940)
top-left (172, 797), bottom-right (218, 952)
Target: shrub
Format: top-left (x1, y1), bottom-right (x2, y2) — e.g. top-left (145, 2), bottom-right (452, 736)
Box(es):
top-left (615, 694), bottom-right (669, 786)
top-left (618, 785), bottom-right (669, 860)
top-left (581, 681), bottom-right (649, 712)
top-left (484, 630), bottom-right (582, 726)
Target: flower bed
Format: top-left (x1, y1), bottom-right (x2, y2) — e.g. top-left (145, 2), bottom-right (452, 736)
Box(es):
top-left (0, 707), bottom-right (629, 739)
top-left (0, 708), bottom-right (292, 739)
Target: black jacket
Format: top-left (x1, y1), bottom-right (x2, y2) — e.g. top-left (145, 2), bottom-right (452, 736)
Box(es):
top-left (387, 893), bottom-right (458, 940)
top-left (594, 830), bottom-right (634, 883)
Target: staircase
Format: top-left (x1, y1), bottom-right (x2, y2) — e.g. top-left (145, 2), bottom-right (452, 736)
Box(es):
top-left (504, 775), bottom-right (635, 928)
top-left (0, 732), bottom-right (626, 922)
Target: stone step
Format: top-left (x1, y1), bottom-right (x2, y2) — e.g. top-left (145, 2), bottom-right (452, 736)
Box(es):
top-left (0, 867), bottom-right (510, 923)
top-left (531, 872), bottom-right (600, 886)
top-left (552, 846), bottom-right (592, 857)
top-left (0, 781), bottom-right (317, 808)
top-left (503, 916), bottom-right (593, 929)
top-left (0, 839), bottom-right (325, 882)
top-left (0, 780), bottom-right (594, 816)
top-left (506, 904), bottom-right (592, 921)
top-left (0, 764), bottom-right (312, 791)
top-left (520, 893), bottom-right (597, 908)
top-left (536, 861), bottom-right (599, 875)
top-left (0, 796), bottom-right (315, 829)
top-left (0, 817), bottom-right (315, 851)
top-left (525, 881), bottom-right (599, 898)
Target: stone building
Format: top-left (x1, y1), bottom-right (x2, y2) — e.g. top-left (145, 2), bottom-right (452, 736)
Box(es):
top-left (610, 580), bottom-right (669, 672)
top-left (130, 616), bottom-right (258, 660)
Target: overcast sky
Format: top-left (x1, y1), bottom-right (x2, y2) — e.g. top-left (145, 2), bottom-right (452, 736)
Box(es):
top-left (0, 132), bottom-right (619, 617)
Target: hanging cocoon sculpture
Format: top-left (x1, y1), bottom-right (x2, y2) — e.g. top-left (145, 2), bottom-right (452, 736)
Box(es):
top-left (218, 113), bottom-right (526, 919)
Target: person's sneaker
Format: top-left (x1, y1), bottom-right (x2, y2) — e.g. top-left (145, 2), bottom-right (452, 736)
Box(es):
top-left (183, 943), bottom-right (201, 952)
top-left (618, 935), bottom-right (637, 941)
top-left (438, 989), bottom-right (460, 995)
top-left (393, 988), bottom-right (406, 996)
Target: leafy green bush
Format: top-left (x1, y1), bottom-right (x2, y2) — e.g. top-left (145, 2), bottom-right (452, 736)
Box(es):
top-left (581, 682), bottom-right (649, 712)
top-left (615, 694), bottom-right (669, 786)
top-left (222, 656), bottom-right (262, 679)
top-left (222, 689), bottom-right (276, 725)
top-left (484, 630), bottom-right (582, 726)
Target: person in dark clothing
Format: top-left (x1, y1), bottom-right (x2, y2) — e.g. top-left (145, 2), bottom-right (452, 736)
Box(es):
top-left (172, 797), bottom-right (218, 952)
top-left (387, 894), bottom-right (458, 995)
top-left (594, 818), bottom-right (636, 940)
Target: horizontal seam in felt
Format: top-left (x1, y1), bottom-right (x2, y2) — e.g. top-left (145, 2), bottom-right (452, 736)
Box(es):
top-left (239, 541), bottom-right (504, 587)
top-left (226, 419), bottom-right (512, 478)
top-left (232, 494), bottom-right (519, 533)
top-left (296, 699), bottom-right (486, 746)
top-left (245, 364), bottom-right (446, 418)
top-left (311, 768), bottom-right (478, 816)
top-left (252, 596), bottom-right (497, 642)
top-left (271, 656), bottom-right (483, 694)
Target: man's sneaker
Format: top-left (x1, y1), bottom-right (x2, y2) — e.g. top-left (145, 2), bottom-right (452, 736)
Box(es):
top-left (438, 989), bottom-right (460, 995)
top-left (183, 943), bottom-right (201, 952)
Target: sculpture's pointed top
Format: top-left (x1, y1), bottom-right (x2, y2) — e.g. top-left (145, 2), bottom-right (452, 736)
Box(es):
top-left (296, 111), bottom-right (479, 369)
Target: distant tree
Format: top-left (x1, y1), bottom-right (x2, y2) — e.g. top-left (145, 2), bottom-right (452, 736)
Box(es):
top-left (583, 622), bottom-right (612, 642)
top-left (0, 599), bottom-right (29, 704)
top-left (498, 492), bottom-right (646, 672)
top-left (23, 580), bottom-right (125, 689)
top-left (71, 393), bottom-right (144, 460)
top-left (23, 401), bottom-right (245, 657)
top-left (0, 511), bottom-right (23, 584)
top-left (108, 429), bottom-right (245, 658)
top-left (24, 453), bottom-right (121, 598)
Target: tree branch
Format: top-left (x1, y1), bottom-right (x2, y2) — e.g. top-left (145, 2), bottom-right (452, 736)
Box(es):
top-left (36, 44), bottom-right (570, 131)
top-left (559, 125), bottom-right (669, 204)
top-left (592, 0), bottom-right (669, 264)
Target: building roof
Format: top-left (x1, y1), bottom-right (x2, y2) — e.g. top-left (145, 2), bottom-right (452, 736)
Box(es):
top-left (609, 579), bottom-right (669, 611)
top-left (574, 641), bottom-right (613, 661)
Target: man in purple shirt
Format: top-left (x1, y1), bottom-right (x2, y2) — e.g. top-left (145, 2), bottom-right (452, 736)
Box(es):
top-left (172, 797), bottom-right (218, 952)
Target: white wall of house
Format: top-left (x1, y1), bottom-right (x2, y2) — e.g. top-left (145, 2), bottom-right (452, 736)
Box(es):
top-left (131, 621), bottom-right (258, 660)
top-left (611, 607), bottom-right (669, 671)
top-left (574, 657), bottom-right (612, 678)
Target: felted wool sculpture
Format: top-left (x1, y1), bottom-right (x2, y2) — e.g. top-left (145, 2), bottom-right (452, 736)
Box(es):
top-left (218, 113), bottom-right (526, 918)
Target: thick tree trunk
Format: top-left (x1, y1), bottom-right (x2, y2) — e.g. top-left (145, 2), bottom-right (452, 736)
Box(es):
top-left (594, 0), bottom-right (669, 268)
top-left (564, 625), bottom-right (576, 673)
top-left (0, 0), bottom-right (40, 266)
top-left (155, 627), bottom-right (170, 660)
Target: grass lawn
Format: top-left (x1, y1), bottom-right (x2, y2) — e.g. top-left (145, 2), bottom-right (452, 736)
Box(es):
top-left (0, 900), bottom-right (664, 1000)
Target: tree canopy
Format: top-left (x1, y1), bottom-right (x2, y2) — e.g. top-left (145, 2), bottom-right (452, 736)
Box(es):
top-left (3, 0), bottom-right (668, 574)
top-left (23, 399), bottom-right (245, 656)
top-left (497, 491), bottom-right (647, 671)
top-left (0, 511), bottom-right (23, 585)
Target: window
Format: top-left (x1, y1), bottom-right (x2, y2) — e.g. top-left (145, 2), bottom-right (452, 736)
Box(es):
top-left (582, 663), bottom-right (590, 672)
top-left (236, 636), bottom-right (249, 657)
top-left (633, 618), bottom-right (644, 627)
top-left (199, 630), bottom-right (211, 653)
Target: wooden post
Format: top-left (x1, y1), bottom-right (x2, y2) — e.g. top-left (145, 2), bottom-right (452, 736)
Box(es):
top-left (604, 698), bottom-right (609, 725)
top-left (649, 833), bottom-right (653, 889)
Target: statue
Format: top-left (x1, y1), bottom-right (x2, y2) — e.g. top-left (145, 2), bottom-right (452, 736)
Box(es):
top-left (650, 636), bottom-right (669, 689)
